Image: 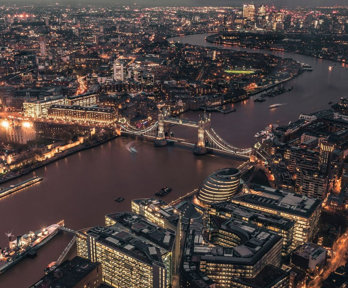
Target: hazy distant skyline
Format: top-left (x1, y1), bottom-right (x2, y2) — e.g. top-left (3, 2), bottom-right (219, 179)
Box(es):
top-left (2, 0), bottom-right (348, 8)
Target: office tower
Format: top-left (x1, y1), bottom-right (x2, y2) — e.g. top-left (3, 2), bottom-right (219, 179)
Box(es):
top-left (232, 184), bottom-right (322, 249)
top-left (77, 212), bottom-right (175, 288)
top-left (243, 4), bottom-right (256, 21)
top-left (39, 37), bottom-right (47, 57)
top-left (113, 60), bottom-right (125, 82)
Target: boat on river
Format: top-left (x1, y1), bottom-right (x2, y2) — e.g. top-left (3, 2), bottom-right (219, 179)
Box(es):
top-left (0, 220), bottom-right (64, 275)
top-left (0, 176), bottom-right (43, 200)
top-left (155, 187), bottom-right (172, 197)
top-left (114, 197), bottom-right (124, 203)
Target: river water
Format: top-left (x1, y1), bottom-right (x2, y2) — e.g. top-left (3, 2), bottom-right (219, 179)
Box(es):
top-left (1, 33), bottom-right (348, 287)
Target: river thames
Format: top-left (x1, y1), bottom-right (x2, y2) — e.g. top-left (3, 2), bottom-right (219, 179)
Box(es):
top-left (1, 33), bottom-right (348, 287)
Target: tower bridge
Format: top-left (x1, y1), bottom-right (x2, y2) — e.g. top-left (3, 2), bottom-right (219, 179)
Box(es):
top-left (120, 110), bottom-right (252, 159)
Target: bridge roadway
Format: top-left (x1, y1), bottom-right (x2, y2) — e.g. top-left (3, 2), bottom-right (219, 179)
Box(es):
top-left (122, 132), bottom-right (250, 160)
top-left (163, 117), bottom-right (199, 128)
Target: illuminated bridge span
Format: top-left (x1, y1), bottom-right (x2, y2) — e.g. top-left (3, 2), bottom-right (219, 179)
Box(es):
top-left (120, 111), bottom-right (252, 159)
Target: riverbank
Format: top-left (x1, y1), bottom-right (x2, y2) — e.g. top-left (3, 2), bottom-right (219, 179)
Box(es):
top-left (169, 33), bottom-right (302, 107)
top-left (206, 33), bottom-right (348, 65)
top-left (0, 135), bottom-right (118, 185)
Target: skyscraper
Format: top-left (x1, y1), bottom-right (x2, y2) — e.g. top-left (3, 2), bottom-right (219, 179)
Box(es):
top-left (243, 4), bottom-right (256, 21)
top-left (39, 37), bottom-right (47, 57)
top-left (113, 60), bottom-right (125, 82)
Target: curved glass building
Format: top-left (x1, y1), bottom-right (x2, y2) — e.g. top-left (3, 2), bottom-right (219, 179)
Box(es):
top-left (197, 168), bottom-right (241, 205)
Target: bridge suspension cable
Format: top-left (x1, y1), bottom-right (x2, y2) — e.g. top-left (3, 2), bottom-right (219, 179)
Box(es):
top-left (205, 128), bottom-right (252, 156)
top-left (121, 121), bottom-right (159, 136)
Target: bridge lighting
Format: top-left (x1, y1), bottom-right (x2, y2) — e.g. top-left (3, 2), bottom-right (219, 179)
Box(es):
top-left (22, 121), bottom-right (32, 128)
top-left (1, 120), bottom-right (10, 129)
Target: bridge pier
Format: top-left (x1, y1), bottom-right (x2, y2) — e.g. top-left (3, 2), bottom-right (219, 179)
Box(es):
top-left (154, 110), bottom-right (167, 147)
top-left (193, 115), bottom-right (209, 155)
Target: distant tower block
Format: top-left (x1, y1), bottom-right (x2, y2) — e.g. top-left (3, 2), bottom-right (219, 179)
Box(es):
top-left (39, 37), bottom-right (47, 57)
top-left (113, 60), bottom-right (124, 82)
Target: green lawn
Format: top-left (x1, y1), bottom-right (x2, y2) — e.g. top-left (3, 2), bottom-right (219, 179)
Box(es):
top-left (225, 70), bottom-right (255, 74)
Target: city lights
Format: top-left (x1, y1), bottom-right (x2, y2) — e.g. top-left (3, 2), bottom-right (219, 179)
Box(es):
top-left (1, 120), bottom-right (10, 129)
top-left (0, 2), bottom-right (347, 287)
top-left (21, 121), bottom-right (32, 128)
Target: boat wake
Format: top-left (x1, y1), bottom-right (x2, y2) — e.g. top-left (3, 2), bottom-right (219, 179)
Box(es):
top-left (125, 141), bottom-right (138, 153)
top-left (269, 103), bottom-right (287, 109)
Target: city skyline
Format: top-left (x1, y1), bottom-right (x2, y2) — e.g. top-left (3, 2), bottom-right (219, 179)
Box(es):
top-left (2, 0), bottom-right (348, 8)
top-left (0, 2), bottom-right (347, 288)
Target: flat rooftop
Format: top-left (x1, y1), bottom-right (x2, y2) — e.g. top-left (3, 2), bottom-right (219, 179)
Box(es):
top-left (132, 198), bottom-right (179, 226)
top-left (87, 212), bottom-right (175, 266)
top-left (234, 264), bottom-right (289, 288)
top-left (293, 243), bottom-right (326, 260)
top-left (189, 216), bottom-right (281, 266)
top-left (232, 184), bottom-right (321, 218)
top-left (210, 202), bottom-right (294, 230)
top-left (30, 256), bottom-right (99, 288)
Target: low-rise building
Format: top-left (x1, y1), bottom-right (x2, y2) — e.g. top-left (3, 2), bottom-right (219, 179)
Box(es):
top-left (291, 243), bottom-right (327, 273)
top-left (48, 105), bottom-right (117, 125)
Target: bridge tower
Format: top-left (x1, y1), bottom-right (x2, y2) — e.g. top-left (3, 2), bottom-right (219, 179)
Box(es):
top-left (154, 110), bottom-right (168, 147)
top-left (193, 112), bottom-right (210, 155)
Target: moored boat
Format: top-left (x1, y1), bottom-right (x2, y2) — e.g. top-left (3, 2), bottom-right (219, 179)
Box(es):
top-left (0, 220), bottom-right (63, 275)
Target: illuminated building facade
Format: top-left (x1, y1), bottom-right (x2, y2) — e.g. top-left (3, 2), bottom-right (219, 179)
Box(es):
top-left (295, 169), bottom-right (328, 199)
top-left (131, 198), bottom-right (179, 231)
top-left (77, 212), bottom-right (175, 288)
top-left (23, 93), bottom-right (98, 119)
top-left (230, 265), bottom-right (289, 288)
top-left (197, 168), bottom-right (241, 205)
top-left (66, 93), bottom-right (97, 106)
top-left (23, 95), bottom-right (65, 118)
top-left (131, 198), bottom-right (182, 274)
top-left (232, 184), bottom-right (322, 249)
top-left (318, 140), bottom-right (335, 173)
top-left (243, 4), bottom-right (256, 21)
top-left (48, 105), bottom-right (117, 125)
top-left (208, 202), bottom-right (294, 256)
top-left (182, 213), bottom-right (282, 288)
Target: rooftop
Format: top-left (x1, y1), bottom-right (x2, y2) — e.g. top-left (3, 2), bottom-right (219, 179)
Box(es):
top-left (233, 265), bottom-right (289, 288)
top-left (185, 215), bottom-right (281, 266)
top-left (232, 184), bottom-right (321, 218)
top-left (50, 104), bottom-right (115, 113)
top-left (30, 256), bottom-right (100, 288)
top-left (210, 202), bottom-right (294, 230)
top-left (132, 198), bottom-right (179, 227)
top-left (293, 243), bottom-right (326, 260)
top-left (86, 212), bottom-right (175, 266)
